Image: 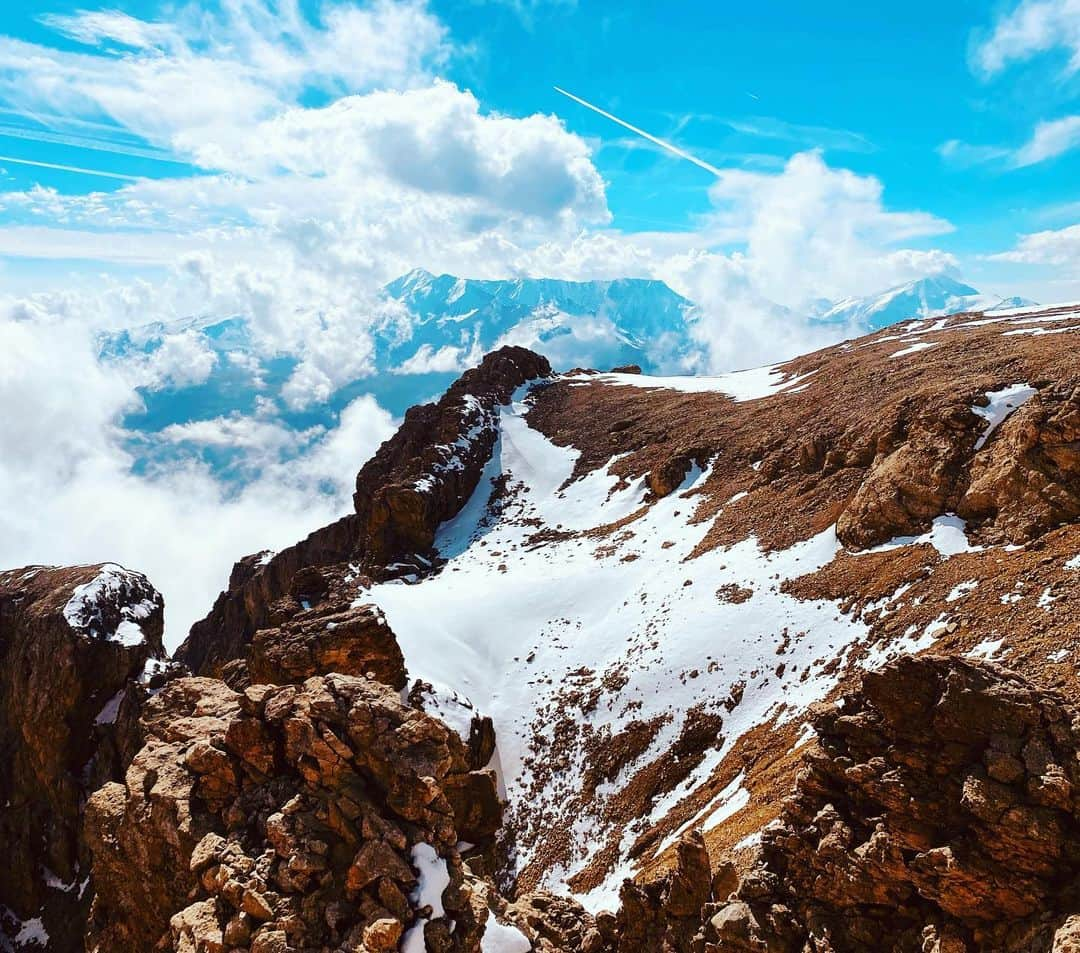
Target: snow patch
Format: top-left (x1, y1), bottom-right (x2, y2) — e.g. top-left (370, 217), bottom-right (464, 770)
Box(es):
top-left (946, 581), bottom-right (978, 603)
top-left (967, 637), bottom-right (1007, 661)
top-left (63, 564), bottom-right (158, 646)
top-left (861, 515), bottom-right (979, 558)
top-left (402, 843), bottom-right (452, 953)
top-left (972, 384), bottom-right (1037, 450)
top-left (480, 918), bottom-right (532, 953)
top-left (889, 341), bottom-right (937, 359)
top-left (579, 364), bottom-right (817, 401)
top-left (15, 917), bottom-right (48, 947)
top-left (94, 690), bottom-right (125, 726)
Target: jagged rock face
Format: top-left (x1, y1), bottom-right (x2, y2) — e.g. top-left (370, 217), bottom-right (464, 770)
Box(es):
top-left (0, 564), bottom-right (164, 951)
top-left (834, 405), bottom-right (975, 549)
top-left (839, 385), bottom-right (1080, 550)
top-left (177, 346), bottom-right (550, 677)
top-left (710, 655), bottom-right (1080, 952)
top-left (351, 345), bottom-right (551, 561)
top-left (84, 672), bottom-right (502, 952)
top-left (249, 603), bottom-right (406, 691)
top-left (959, 385), bottom-right (1080, 544)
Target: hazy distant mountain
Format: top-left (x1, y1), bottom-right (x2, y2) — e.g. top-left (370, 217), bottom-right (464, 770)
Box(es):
top-left (96, 273), bottom-right (702, 486)
top-left (815, 276), bottom-right (1037, 331)
top-left (380, 269), bottom-right (699, 374)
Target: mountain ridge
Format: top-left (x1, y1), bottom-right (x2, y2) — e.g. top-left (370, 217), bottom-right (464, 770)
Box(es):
top-left (4, 301), bottom-right (1080, 950)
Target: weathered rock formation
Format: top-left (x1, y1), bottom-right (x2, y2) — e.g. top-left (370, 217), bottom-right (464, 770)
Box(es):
top-left (959, 384), bottom-right (1080, 544)
top-left (248, 601), bottom-right (406, 692)
top-left (177, 346), bottom-right (551, 676)
top-left (85, 672), bottom-right (500, 952)
top-left (0, 564), bottom-right (165, 951)
top-left (709, 654), bottom-right (1080, 952)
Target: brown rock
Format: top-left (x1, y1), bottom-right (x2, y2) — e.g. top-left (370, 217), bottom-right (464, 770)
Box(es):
top-left (710, 655), bottom-right (1080, 952)
top-left (363, 917), bottom-right (404, 951)
top-left (84, 671), bottom-right (498, 952)
top-left (249, 603), bottom-right (406, 689)
top-left (0, 563), bottom-right (164, 950)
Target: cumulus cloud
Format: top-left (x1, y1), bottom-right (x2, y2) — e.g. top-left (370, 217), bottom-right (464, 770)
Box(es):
top-left (989, 222), bottom-right (1080, 264)
top-left (973, 0), bottom-right (1080, 76)
top-left (393, 342), bottom-right (480, 374)
top-left (699, 151), bottom-right (953, 307)
top-left (124, 329), bottom-right (219, 390)
top-left (0, 304), bottom-right (396, 645)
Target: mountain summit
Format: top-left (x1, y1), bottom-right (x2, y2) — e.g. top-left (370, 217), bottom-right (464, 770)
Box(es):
top-left (816, 274), bottom-right (1038, 330)
top-left (381, 269), bottom-right (700, 375)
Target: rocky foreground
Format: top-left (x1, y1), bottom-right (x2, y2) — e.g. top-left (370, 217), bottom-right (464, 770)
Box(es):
top-left (2, 303), bottom-right (1080, 951)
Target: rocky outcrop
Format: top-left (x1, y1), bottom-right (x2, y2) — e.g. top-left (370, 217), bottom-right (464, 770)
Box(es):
top-left (835, 405), bottom-right (974, 549)
top-left (959, 386), bottom-right (1080, 544)
top-left (0, 564), bottom-right (165, 951)
top-left (602, 830), bottom-right (717, 953)
top-left (85, 672), bottom-right (502, 952)
top-left (837, 384), bottom-right (1080, 551)
top-left (249, 603), bottom-right (406, 691)
top-left (177, 346), bottom-right (550, 676)
top-left (709, 655), bottom-right (1080, 952)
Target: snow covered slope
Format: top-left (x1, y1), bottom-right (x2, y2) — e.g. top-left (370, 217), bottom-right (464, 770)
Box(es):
top-left (182, 300), bottom-right (1080, 918)
top-left (366, 384), bottom-right (868, 908)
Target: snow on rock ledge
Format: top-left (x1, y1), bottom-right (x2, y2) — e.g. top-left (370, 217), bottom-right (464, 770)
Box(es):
top-left (0, 562), bottom-right (166, 952)
top-left (62, 563), bottom-right (163, 646)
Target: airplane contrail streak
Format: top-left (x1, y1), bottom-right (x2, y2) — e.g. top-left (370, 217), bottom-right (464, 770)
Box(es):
top-left (0, 155), bottom-right (141, 180)
top-left (0, 124), bottom-right (180, 163)
top-left (554, 86), bottom-right (723, 177)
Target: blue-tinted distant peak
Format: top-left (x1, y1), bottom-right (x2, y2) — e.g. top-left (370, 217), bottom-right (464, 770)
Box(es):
top-left (816, 275), bottom-right (1038, 331)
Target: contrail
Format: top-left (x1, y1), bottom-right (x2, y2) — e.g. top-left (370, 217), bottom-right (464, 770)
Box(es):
top-left (554, 86), bottom-right (723, 177)
top-left (0, 124), bottom-right (179, 163)
top-left (0, 155), bottom-right (141, 181)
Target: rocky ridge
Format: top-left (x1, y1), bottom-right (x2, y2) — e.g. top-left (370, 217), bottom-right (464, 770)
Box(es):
top-left (3, 302), bottom-right (1080, 951)
top-left (0, 564), bottom-right (165, 951)
top-left (177, 346), bottom-right (550, 676)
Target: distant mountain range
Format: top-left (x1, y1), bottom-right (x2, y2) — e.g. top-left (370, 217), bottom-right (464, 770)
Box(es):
top-left (380, 269), bottom-right (699, 375)
top-left (97, 271), bottom-right (1037, 487)
top-left (813, 275), bottom-right (1037, 331)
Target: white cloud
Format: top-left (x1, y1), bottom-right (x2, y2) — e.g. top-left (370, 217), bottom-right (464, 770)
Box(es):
top-left (938, 116), bottom-right (1080, 170)
top-left (0, 305), bottom-right (396, 645)
top-left (989, 222), bottom-right (1080, 264)
top-left (4, 1), bottom-right (451, 158)
top-left (722, 115), bottom-right (875, 153)
top-left (393, 342), bottom-right (479, 374)
top-left (938, 139), bottom-right (1011, 167)
top-left (700, 151), bottom-right (952, 307)
top-left (1014, 114), bottom-right (1080, 165)
top-left (973, 0), bottom-right (1080, 76)
top-left (125, 329), bottom-right (219, 390)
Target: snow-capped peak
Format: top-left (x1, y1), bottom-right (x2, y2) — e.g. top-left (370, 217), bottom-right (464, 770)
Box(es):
top-left (816, 275), bottom-right (1037, 331)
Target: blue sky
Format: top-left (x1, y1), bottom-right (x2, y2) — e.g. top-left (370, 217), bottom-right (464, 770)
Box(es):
top-left (0, 0), bottom-right (1077, 303)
